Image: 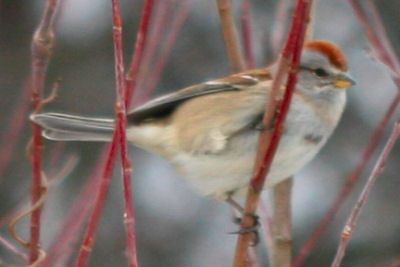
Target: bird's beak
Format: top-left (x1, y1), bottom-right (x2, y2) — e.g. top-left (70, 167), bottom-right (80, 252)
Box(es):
top-left (333, 73), bottom-right (356, 89)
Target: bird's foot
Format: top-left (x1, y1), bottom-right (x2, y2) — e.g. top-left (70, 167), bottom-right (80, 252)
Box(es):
top-left (230, 213), bottom-right (260, 246)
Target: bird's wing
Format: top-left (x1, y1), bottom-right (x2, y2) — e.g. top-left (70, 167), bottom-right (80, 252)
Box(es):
top-left (128, 68), bottom-right (271, 124)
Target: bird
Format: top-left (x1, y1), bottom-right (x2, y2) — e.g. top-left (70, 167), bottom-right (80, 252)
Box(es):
top-left (31, 40), bottom-right (355, 202)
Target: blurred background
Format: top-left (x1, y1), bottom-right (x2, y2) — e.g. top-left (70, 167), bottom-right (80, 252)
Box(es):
top-left (1, 0), bottom-right (400, 266)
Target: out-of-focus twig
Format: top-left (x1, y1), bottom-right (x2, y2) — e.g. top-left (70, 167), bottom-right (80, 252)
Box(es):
top-left (43, 156), bottom-right (104, 267)
top-left (240, 0), bottom-right (255, 69)
top-left (385, 256), bottom-right (400, 267)
top-left (331, 120), bottom-right (400, 267)
top-left (0, 84), bottom-right (31, 184)
top-left (133, 0), bottom-right (174, 107)
top-left (233, 1), bottom-right (313, 266)
top-left (216, 0), bottom-right (246, 72)
top-left (259, 200), bottom-right (273, 266)
top-left (271, 178), bottom-right (292, 267)
top-left (28, 0), bottom-right (59, 263)
top-left (294, 2), bottom-right (400, 265)
top-left (0, 235), bottom-right (27, 263)
top-left (270, 0), bottom-right (290, 55)
top-left (142, 0), bottom-right (191, 97)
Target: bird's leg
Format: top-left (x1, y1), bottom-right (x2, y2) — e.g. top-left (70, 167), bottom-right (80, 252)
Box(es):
top-left (226, 196), bottom-right (260, 246)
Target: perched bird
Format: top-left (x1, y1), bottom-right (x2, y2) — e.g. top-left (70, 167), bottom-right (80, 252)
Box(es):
top-left (31, 40), bottom-right (355, 201)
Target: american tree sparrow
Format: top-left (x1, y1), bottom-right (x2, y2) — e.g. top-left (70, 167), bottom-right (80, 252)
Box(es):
top-left (31, 40), bottom-right (355, 201)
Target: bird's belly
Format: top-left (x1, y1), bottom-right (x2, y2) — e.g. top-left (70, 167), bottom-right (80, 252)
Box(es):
top-left (171, 126), bottom-right (329, 200)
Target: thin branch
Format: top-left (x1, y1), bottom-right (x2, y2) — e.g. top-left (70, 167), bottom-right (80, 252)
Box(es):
top-left (111, 0), bottom-right (139, 265)
top-left (331, 120), bottom-right (400, 267)
top-left (133, 0), bottom-right (174, 107)
top-left (271, 178), bottom-right (293, 267)
top-left (125, 0), bottom-right (154, 109)
top-left (28, 0), bottom-right (59, 263)
top-left (293, 92), bottom-right (400, 266)
top-left (233, 1), bottom-right (313, 266)
top-left (76, 0), bottom-right (144, 264)
top-left (75, 136), bottom-right (119, 267)
top-left (216, 0), bottom-right (246, 72)
top-left (240, 0), bottom-right (255, 69)
top-left (294, 2), bottom-right (400, 264)
top-left (350, 0), bottom-right (400, 76)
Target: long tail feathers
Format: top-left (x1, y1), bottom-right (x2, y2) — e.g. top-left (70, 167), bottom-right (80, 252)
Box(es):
top-left (30, 113), bottom-right (114, 142)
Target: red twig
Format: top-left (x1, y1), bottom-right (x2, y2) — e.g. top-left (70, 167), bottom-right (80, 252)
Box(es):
top-left (332, 120), bottom-right (400, 267)
top-left (240, 0), bottom-right (255, 69)
top-left (75, 136), bottom-right (119, 267)
top-left (75, 0), bottom-right (140, 265)
top-left (142, 0), bottom-right (191, 97)
top-left (233, 1), bottom-right (313, 265)
top-left (125, 0), bottom-right (154, 109)
top-left (112, 0), bottom-right (142, 265)
top-left (350, 0), bottom-right (400, 76)
top-left (133, 0), bottom-right (174, 107)
top-left (294, 2), bottom-right (400, 265)
top-left (293, 93), bottom-right (400, 266)
top-left (29, 0), bottom-right (59, 263)
top-left (386, 256), bottom-right (400, 267)
top-left (216, 0), bottom-right (246, 72)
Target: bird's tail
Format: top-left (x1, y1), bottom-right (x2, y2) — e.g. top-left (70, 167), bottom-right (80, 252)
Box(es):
top-left (30, 113), bottom-right (114, 142)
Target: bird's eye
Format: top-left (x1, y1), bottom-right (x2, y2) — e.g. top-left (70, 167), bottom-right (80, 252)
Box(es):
top-left (313, 68), bottom-right (329, 77)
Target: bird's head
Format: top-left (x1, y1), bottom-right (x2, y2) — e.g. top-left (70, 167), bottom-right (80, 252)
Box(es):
top-left (297, 40), bottom-right (355, 96)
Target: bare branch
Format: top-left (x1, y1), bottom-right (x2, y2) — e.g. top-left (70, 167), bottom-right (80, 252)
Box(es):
top-left (125, 0), bottom-right (154, 108)
top-left (332, 120), bottom-right (400, 266)
top-left (28, 0), bottom-right (60, 263)
top-left (233, 1), bottom-right (313, 265)
top-left (294, 2), bottom-right (400, 264)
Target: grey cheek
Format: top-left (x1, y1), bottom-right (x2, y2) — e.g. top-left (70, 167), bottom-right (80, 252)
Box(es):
top-left (303, 133), bottom-right (323, 144)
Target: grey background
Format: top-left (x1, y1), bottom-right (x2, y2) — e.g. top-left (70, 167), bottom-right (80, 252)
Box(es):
top-left (1, 0), bottom-right (400, 266)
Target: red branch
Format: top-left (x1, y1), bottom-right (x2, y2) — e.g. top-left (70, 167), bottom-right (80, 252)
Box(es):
top-left (29, 0), bottom-right (59, 263)
top-left (233, 0), bottom-right (313, 265)
top-left (133, 0), bottom-right (174, 107)
top-left (125, 0), bottom-right (154, 109)
top-left (332, 120), bottom-right (400, 266)
top-left (293, 2), bottom-right (400, 265)
top-left (75, 136), bottom-right (119, 267)
top-left (75, 0), bottom-right (156, 264)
